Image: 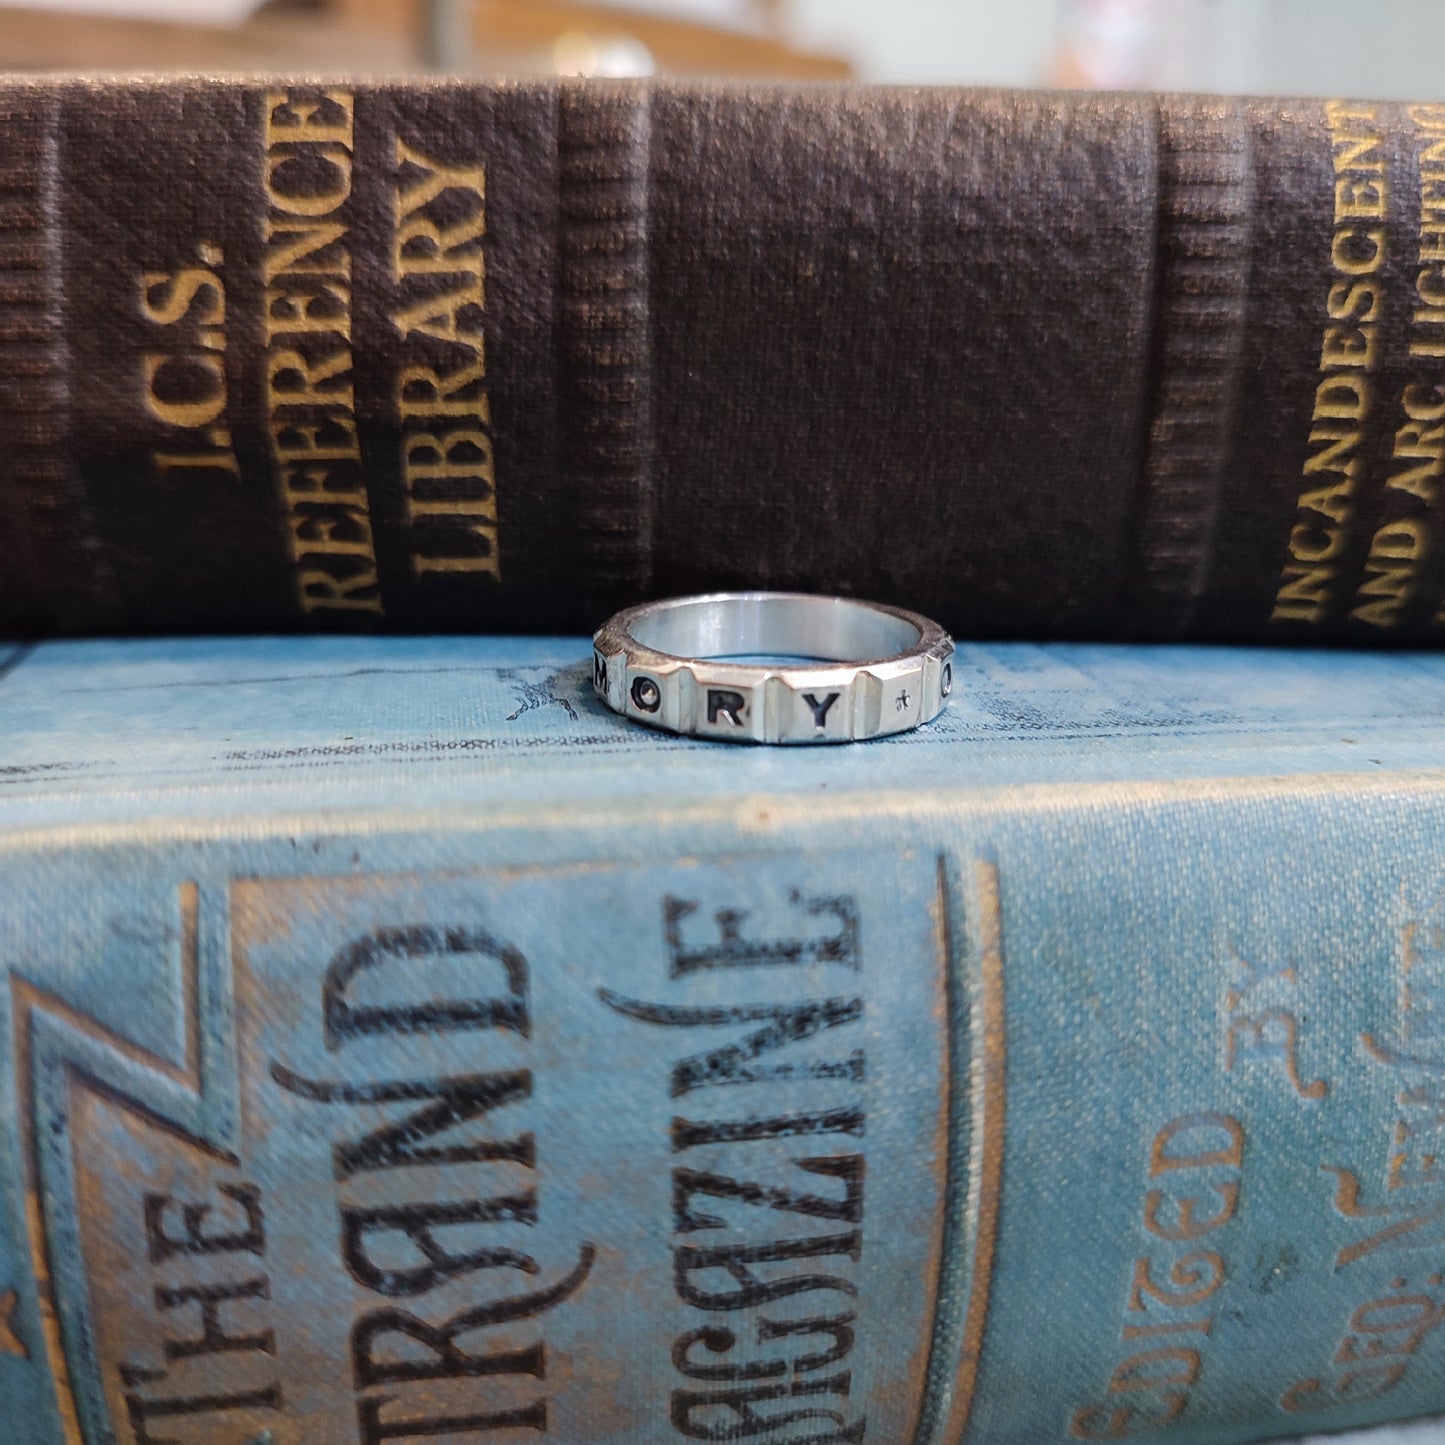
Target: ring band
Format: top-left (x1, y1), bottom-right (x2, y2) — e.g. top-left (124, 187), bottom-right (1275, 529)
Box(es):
top-left (592, 592), bottom-right (954, 744)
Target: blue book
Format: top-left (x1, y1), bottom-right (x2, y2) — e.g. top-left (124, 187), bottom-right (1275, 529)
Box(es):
top-left (5, 636), bottom-right (1445, 1445)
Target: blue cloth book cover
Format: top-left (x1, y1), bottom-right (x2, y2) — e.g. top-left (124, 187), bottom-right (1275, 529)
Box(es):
top-left (4, 636), bottom-right (1445, 1444)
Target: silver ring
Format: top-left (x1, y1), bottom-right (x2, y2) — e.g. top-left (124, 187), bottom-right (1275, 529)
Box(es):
top-left (592, 592), bottom-right (954, 744)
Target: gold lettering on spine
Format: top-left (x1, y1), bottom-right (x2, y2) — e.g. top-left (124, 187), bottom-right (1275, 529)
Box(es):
top-left (140, 242), bottom-right (241, 485)
top-left (390, 137), bottom-right (499, 580)
top-left (263, 90), bottom-right (382, 616)
top-left (1223, 948), bottom-right (1327, 1101)
top-left (1348, 104), bottom-right (1445, 627)
top-left (1285, 910), bottom-right (1445, 1414)
top-left (1273, 101), bottom-right (1389, 625)
top-left (1070, 1115), bottom-right (1243, 1438)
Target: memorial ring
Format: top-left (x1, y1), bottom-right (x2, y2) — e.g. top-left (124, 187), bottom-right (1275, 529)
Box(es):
top-left (592, 592), bottom-right (954, 744)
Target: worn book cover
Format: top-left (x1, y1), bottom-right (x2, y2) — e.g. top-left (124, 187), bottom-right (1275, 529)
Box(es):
top-left (2, 636), bottom-right (1445, 1441)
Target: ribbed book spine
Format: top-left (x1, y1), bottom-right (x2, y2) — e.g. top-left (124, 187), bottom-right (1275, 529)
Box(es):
top-left (3, 80), bottom-right (1445, 642)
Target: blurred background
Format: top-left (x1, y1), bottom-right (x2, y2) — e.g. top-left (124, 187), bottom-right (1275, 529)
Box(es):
top-left (1, 0), bottom-right (1444, 97)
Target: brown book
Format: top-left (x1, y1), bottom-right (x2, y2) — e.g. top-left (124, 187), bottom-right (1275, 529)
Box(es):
top-left (0, 79), bottom-right (1436, 640)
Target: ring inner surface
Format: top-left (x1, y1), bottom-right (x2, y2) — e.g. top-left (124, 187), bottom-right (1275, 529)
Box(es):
top-left (629, 595), bottom-right (921, 662)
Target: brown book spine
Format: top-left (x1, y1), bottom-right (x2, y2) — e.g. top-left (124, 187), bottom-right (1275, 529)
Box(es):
top-left (0, 78), bottom-right (1440, 642)
top-left (1117, 96), bottom-right (1253, 637)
